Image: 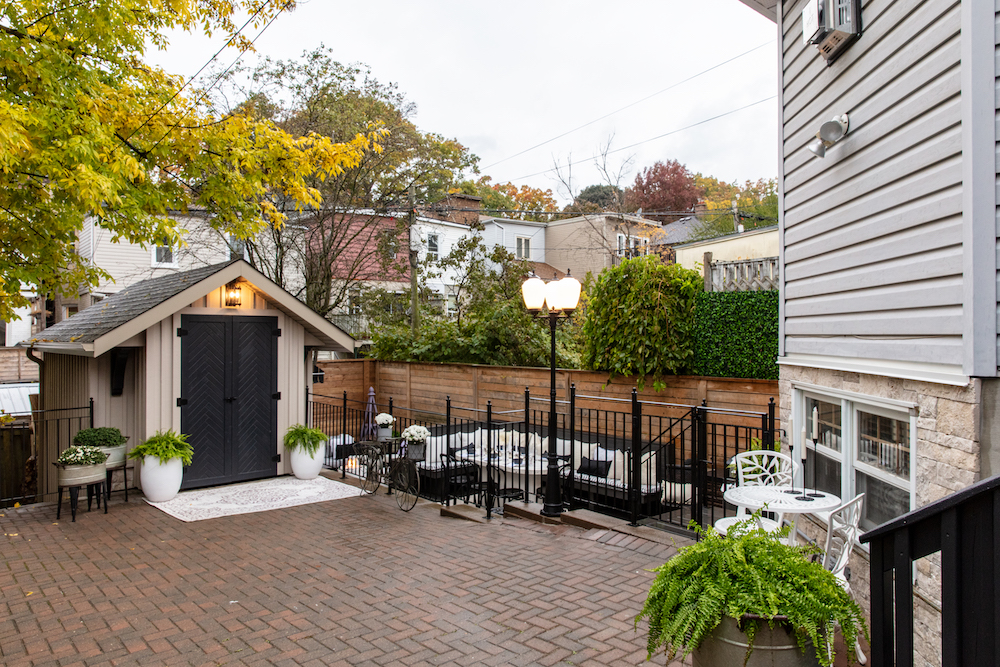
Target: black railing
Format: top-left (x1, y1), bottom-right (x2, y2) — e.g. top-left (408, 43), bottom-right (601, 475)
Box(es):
top-left (307, 388), bottom-right (778, 535)
top-left (861, 473), bottom-right (1000, 667)
top-left (1, 402), bottom-right (93, 508)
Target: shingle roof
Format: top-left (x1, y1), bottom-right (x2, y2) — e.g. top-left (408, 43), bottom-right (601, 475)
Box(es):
top-left (658, 216), bottom-right (700, 245)
top-left (27, 260), bottom-right (239, 344)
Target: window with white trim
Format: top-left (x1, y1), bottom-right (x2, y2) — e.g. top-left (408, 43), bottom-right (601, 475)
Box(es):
top-left (797, 389), bottom-right (914, 533)
top-left (426, 233), bottom-right (439, 261)
top-left (516, 236), bottom-right (531, 260)
top-left (152, 239), bottom-right (177, 268)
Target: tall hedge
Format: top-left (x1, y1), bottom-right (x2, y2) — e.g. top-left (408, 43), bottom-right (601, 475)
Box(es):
top-left (582, 256), bottom-right (702, 389)
top-left (692, 290), bottom-right (779, 380)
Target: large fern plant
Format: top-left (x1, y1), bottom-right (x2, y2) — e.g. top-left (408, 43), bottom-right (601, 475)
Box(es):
top-left (636, 519), bottom-right (867, 667)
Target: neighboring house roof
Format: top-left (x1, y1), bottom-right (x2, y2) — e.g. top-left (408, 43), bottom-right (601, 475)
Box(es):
top-left (657, 216), bottom-right (701, 245)
top-left (546, 212), bottom-right (655, 229)
top-left (22, 260), bottom-right (354, 357)
top-left (530, 262), bottom-right (566, 280)
top-left (671, 223), bottom-right (779, 251)
top-left (0, 382), bottom-right (37, 417)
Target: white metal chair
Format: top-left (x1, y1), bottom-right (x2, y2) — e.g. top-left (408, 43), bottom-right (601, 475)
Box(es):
top-left (713, 450), bottom-right (794, 536)
top-left (821, 493), bottom-right (867, 665)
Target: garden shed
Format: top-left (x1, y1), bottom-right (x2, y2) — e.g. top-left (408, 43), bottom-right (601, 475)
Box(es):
top-left (23, 259), bottom-right (354, 500)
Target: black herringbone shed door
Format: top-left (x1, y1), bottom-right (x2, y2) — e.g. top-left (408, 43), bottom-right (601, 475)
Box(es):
top-left (180, 315), bottom-right (278, 489)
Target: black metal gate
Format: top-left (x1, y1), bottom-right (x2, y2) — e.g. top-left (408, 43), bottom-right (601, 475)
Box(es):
top-left (179, 315), bottom-right (278, 489)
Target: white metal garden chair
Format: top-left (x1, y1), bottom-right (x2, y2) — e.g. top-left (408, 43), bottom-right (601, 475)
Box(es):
top-left (713, 450), bottom-right (794, 537)
top-left (820, 493), bottom-right (867, 665)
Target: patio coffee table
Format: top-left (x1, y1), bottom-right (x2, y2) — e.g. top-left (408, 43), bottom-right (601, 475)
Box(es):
top-left (723, 486), bottom-right (840, 545)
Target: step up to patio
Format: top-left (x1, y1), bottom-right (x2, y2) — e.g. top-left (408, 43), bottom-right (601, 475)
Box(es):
top-left (439, 503), bottom-right (490, 523)
top-left (560, 508), bottom-right (629, 531)
top-left (500, 501), bottom-right (563, 524)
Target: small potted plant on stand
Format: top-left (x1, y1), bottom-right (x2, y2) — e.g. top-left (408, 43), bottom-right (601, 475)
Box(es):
top-left (128, 430), bottom-right (193, 502)
top-left (73, 427), bottom-right (129, 467)
top-left (283, 424), bottom-right (328, 480)
top-left (637, 518), bottom-right (867, 667)
top-left (55, 445), bottom-right (109, 487)
top-left (375, 413), bottom-right (395, 441)
top-left (400, 424), bottom-right (431, 461)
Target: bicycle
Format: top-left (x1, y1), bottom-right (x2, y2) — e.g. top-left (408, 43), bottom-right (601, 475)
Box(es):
top-left (358, 439), bottom-right (423, 511)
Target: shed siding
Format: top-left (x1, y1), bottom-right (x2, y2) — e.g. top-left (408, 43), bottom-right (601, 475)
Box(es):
top-left (781, 0), bottom-right (965, 366)
top-left (995, 0), bottom-right (1000, 362)
top-left (39, 353), bottom-right (90, 498)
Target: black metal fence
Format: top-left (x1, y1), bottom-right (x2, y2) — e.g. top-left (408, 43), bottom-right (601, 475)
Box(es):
top-left (861, 473), bottom-right (1000, 667)
top-left (0, 402), bottom-right (93, 508)
top-left (307, 388), bottom-right (778, 534)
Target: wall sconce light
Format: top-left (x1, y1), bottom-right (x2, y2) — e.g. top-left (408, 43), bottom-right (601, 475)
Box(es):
top-left (808, 114), bottom-right (850, 158)
top-left (224, 281), bottom-right (242, 307)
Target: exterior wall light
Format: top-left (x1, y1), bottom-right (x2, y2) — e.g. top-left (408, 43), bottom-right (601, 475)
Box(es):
top-left (808, 114), bottom-right (850, 158)
top-left (224, 281), bottom-right (242, 307)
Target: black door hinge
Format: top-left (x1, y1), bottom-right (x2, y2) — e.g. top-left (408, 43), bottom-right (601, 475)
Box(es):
top-left (272, 392), bottom-right (281, 400)
top-left (176, 328), bottom-right (188, 337)
top-left (176, 398), bottom-right (187, 406)
top-left (272, 454), bottom-right (282, 463)
top-left (273, 328), bottom-right (282, 337)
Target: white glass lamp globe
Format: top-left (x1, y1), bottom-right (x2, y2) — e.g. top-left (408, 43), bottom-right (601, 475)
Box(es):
top-left (521, 276), bottom-right (546, 312)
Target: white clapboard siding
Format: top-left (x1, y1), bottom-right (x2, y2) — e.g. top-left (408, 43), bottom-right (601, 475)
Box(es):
top-left (994, 0), bottom-right (1000, 360)
top-left (781, 0), bottom-right (966, 367)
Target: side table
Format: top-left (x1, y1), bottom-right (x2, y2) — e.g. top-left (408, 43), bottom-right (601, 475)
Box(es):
top-left (106, 462), bottom-right (128, 502)
top-left (57, 480), bottom-right (108, 522)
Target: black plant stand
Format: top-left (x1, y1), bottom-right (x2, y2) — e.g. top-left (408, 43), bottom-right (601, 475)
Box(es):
top-left (57, 480), bottom-right (108, 522)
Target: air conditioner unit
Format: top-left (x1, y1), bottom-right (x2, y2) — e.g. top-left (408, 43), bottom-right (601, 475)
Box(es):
top-left (802, 0), bottom-right (861, 62)
top-left (816, 0), bottom-right (861, 63)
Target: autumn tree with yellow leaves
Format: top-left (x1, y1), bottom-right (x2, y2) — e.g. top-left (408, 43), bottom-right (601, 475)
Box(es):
top-left (0, 0), bottom-right (380, 320)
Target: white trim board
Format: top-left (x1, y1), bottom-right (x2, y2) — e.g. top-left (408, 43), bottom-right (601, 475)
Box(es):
top-left (778, 353), bottom-right (970, 387)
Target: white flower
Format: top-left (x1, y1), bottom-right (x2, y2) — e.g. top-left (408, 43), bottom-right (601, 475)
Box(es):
top-left (400, 425), bottom-right (431, 443)
top-left (375, 413), bottom-right (395, 427)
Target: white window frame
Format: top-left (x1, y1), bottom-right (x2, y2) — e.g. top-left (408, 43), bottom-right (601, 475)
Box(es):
top-left (792, 383), bottom-right (917, 539)
top-left (426, 233), bottom-right (439, 261)
top-left (516, 236), bottom-right (531, 260)
top-left (151, 240), bottom-right (177, 268)
top-left (228, 234), bottom-right (248, 261)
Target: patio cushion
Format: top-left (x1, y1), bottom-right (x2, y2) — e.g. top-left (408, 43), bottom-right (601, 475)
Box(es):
top-left (577, 457), bottom-right (611, 478)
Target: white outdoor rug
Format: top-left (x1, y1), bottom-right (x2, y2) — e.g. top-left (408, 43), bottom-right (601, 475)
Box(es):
top-left (145, 475), bottom-right (363, 522)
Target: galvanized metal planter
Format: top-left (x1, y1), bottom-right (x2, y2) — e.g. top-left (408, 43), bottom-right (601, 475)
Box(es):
top-left (56, 463), bottom-right (107, 487)
top-left (692, 616), bottom-right (820, 667)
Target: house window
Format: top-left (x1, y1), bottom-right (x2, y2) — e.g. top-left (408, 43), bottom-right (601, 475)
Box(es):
top-left (446, 294), bottom-right (458, 315)
top-left (516, 236), bottom-right (531, 260)
top-left (228, 234), bottom-right (248, 261)
top-left (152, 239), bottom-right (177, 268)
top-left (427, 233), bottom-right (439, 261)
top-left (616, 234), bottom-right (646, 258)
top-left (798, 388), bottom-right (914, 533)
top-left (380, 229), bottom-right (398, 260)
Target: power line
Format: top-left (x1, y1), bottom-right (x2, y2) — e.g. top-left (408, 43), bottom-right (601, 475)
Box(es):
top-left (481, 40), bottom-right (774, 171)
top-left (511, 96), bottom-right (777, 181)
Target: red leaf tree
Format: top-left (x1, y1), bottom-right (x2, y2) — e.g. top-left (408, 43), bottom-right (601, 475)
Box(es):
top-left (626, 160), bottom-right (702, 222)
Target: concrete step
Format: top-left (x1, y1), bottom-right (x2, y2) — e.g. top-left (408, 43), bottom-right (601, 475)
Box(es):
top-left (440, 503), bottom-right (489, 523)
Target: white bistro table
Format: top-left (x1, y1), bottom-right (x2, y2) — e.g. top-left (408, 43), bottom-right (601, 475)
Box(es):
top-left (722, 486), bottom-right (841, 545)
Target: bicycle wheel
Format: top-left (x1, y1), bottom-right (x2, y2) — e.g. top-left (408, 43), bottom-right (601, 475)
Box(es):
top-left (393, 460), bottom-right (419, 511)
top-left (359, 448), bottom-right (382, 495)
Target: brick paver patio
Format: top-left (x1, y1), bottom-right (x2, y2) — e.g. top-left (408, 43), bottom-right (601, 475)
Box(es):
top-left (0, 481), bottom-right (694, 666)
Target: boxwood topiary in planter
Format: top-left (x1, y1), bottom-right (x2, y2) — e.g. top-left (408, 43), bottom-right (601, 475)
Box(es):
top-left (636, 518), bottom-right (867, 667)
top-left (73, 427), bottom-right (127, 448)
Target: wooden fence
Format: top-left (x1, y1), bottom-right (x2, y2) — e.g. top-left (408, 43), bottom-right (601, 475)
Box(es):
top-left (313, 359), bottom-right (779, 430)
top-left (0, 348), bottom-right (38, 383)
top-left (704, 255), bottom-right (779, 292)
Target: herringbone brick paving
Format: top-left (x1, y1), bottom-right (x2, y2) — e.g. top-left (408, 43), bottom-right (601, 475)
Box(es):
top-left (0, 486), bottom-right (694, 666)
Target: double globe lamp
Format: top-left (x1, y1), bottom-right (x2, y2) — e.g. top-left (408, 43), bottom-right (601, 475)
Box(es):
top-left (521, 271), bottom-right (581, 517)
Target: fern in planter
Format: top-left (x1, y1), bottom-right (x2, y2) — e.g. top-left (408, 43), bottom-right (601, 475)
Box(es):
top-left (283, 424), bottom-right (327, 457)
top-left (636, 518), bottom-right (867, 667)
top-left (128, 430), bottom-right (194, 466)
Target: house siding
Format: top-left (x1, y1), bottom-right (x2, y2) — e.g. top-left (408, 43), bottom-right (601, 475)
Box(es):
top-left (994, 0), bottom-right (1000, 364)
top-left (781, 0), bottom-right (966, 368)
top-left (38, 353), bottom-right (90, 499)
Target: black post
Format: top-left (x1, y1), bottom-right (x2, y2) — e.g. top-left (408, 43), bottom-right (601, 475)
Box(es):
top-left (89, 397), bottom-right (94, 428)
top-left (694, 403), bottom-right (708, 532)
top-left (341, 391), bottom-right (348, 479)
top-left (444, 396), bottom-right (451, 506)
top-left (767, 397), bottom-right (776, 449)
top-left (486, 401), bottom-right (494, 520)
top-left (541, 313), bottom-right (563, 517)
top-left (388, 396), bottom-right (393, 418)
top-left (629, 388), bottom-right (641, 527)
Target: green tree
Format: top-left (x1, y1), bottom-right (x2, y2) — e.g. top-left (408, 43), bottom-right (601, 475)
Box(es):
top-left (224, 47), bottom-right (477, 315)
top-left (582, 256), bottom-right (702, 389)
top-left (0, 1), bottom-right (376, 320)
top-left (687, 177), bottom-right (779, 242)
top-left (575, 184), bottom-right (624, 210)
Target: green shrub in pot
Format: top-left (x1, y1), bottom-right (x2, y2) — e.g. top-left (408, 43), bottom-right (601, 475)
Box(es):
top-left (636, 518), bottom-right (867, 667)
top-left (73, 427), bottom-right (127, 448)
top-left (128, 431), bottom-right (192, 502)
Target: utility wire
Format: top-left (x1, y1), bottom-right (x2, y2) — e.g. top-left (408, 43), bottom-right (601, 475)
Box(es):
top-left (511, 96), bottom-right (777, 181)
top-left (481, 41), bottom-right (774, 171)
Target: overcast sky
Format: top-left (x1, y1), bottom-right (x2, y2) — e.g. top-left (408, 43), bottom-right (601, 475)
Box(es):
top-left (151, 0), bottom-right (778, 206)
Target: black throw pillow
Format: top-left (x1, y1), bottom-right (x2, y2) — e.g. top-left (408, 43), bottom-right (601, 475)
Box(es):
top-left (577, 457), bottom-right (612, 478)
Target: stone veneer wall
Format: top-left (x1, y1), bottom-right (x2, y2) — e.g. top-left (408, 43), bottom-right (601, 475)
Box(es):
top-left (778, 365), bottom-right (981, 667)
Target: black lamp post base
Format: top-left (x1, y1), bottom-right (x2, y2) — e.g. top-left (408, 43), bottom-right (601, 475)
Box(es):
top-left (540, 503), bottom-right (563, 517)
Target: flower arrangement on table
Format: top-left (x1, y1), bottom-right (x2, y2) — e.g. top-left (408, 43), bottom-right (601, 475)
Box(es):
top-left (375, 413), bottom-right (395, 427)
top-left (400, 424), bottom-right (430, 444)
top-left (55, 445), bottom-right (109, 466)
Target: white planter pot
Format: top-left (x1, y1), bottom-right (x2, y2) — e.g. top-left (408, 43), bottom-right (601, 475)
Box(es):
top-left (100, 445), bottom-right (127, 468)
top-left (377, 427), bottom-right (392, 441)
top-left (57, 463), bottom-right (106, 487)
top-left (139, 456), bottom-right (183, 502)
top-left (290, 446), bottom-right (324, 480)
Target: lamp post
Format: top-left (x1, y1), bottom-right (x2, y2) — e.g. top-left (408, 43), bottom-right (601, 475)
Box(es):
top-left (522, 270), bottom-right (581, 517)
